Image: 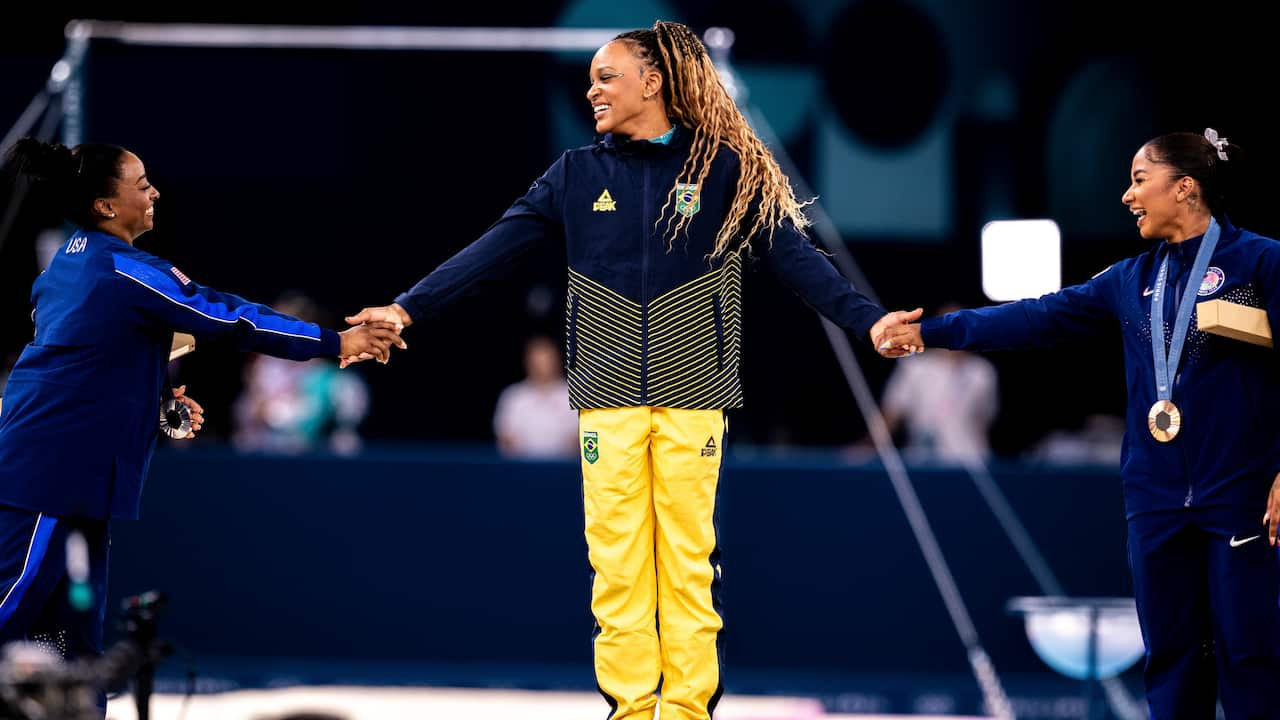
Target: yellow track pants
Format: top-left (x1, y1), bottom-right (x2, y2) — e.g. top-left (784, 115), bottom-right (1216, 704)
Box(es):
top-left (579, 406), bottom-right (726, 720)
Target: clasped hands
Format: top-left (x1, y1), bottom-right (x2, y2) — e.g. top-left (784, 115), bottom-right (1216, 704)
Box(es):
top-left (337, 303), bottom-right (413, 368)
top-left (870, 308), bottom-right (926, 359)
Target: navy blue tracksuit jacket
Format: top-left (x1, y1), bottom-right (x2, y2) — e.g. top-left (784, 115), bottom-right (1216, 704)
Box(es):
top-left (923, 217), bottom-right (1280, 518)
top-left (395, 125), bottom-right (886, 410)
top-left (922, 217), bottom-right (1280, 718)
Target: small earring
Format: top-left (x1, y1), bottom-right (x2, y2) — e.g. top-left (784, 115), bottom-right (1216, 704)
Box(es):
top-left (108, 212), bottom-right (116, 218)
top-left (643, 93), bottom-right (652, 100)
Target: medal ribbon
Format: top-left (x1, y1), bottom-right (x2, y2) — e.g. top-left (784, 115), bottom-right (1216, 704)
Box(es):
top-left (1151, 217), bottom-right (1220, 402)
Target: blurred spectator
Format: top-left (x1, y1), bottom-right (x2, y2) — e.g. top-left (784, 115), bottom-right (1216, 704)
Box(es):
top-left (232, 292), bottom-right (370, 455)
top-left (1025, 413), bottom-right (1125, 466)
top-left (879, 302), bottom-right (999, 464)
top-left (493, 335), bottom-right (578, 459)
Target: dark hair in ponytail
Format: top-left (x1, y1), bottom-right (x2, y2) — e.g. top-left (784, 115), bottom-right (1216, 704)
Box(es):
top-left (1141, 129), bottom-right (1240, 220)
top-left (4, 137), bottom-right (127, 227)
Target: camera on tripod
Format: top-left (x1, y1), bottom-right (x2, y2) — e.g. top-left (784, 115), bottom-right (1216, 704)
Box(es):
top-left (0, 591), bottom-right (173, 720)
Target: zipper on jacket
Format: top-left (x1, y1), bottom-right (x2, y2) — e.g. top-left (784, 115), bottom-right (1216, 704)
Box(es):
top-left (1174, 369), bottom-right (1194, 506)
top-left (566, 291), bottom-right (580, 371)
top-left (1181, 441), bottom-right (1194, 507)
top-left (640, 159), bottom-right (650, 402)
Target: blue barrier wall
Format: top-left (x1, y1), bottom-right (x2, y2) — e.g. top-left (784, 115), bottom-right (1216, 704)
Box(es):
top-left (106, 445), bottom-right (1134, 701)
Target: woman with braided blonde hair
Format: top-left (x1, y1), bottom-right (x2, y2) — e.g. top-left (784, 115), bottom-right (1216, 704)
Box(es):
top-left (613, 22), bottom-right (812, 259)
top-left (347, 20), bottom-right (917, 720)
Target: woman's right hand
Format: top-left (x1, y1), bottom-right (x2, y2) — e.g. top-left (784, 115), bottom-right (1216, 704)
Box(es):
top-left (340, 304), bottom-right (413, 367)
top-left (338, 321), bottom-right (405, 365)
top-left (878, 323), bottom-right (925, 357)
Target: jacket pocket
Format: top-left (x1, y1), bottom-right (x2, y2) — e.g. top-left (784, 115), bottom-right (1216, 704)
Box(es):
top-left (712, 295), bottom-right (726, 370)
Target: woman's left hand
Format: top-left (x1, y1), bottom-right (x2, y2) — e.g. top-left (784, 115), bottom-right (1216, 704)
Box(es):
top-left (172, 384), bottom-right (205, 438)
top-left (1265, 473), bottom-right (1280, 546)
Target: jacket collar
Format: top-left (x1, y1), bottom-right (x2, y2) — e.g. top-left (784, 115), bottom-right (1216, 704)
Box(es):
top-left (1152, 214), bottom-right (1237, 260)
top-left (597, 124), bottom-right (691, 156)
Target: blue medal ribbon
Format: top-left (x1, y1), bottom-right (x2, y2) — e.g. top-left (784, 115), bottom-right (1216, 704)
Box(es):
top-left (1150, 217), bottom-right (1220, 405)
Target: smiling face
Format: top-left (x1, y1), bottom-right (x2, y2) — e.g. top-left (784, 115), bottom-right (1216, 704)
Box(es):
top-left (585, 40), bottom-right (668, 139)
top-left (96, 151), bottom-right (159, 243)
top-left (1121, 145), bottom-right (1196, 242)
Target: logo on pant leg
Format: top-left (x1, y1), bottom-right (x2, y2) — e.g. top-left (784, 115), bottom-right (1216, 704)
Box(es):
top-left (583, 431), bottom-right (599, 464)
top-left (702, 436), bottom-right (717, 457)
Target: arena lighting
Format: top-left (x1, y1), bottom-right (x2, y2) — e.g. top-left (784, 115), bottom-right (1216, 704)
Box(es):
top-left (982, 219), bottom-right (1062, 302)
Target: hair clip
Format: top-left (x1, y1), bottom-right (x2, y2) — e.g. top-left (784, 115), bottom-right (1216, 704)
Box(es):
top-left (1203, 128), bottom-right (1229, 161)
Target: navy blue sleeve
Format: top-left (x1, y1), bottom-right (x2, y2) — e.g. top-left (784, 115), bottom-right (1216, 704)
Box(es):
top-left (1256, 236), bottom-right (1280, 353)
top-left (394, 154), bottom-right (566, 323)
top-left (920, 269), bottom-right (1117, 351)
top-left (111, 252), bottom-right (340, 360)
top-left (758, 220), bottom-right (887, 339)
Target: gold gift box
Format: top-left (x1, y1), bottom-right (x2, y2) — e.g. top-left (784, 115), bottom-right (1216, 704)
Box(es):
top-left (1196, 299), bottom-right (1273, 348)
top-left (170, 332), bottom-right (197, 360)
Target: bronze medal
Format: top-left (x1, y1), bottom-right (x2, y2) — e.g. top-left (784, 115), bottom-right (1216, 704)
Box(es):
top-left (1147, 400), bottom-right (1181, 442)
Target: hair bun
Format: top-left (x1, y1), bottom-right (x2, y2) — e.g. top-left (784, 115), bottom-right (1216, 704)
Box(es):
top-left (1204, 127), bottom-right (1230, 161)
top-left (6, 137), bottom-right (76, 181)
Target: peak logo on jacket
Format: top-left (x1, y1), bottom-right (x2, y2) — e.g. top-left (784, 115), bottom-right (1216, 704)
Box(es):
top-left (593, 189), bottom-right (617, 212)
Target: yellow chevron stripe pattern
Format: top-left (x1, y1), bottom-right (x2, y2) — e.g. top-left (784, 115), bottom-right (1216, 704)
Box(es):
top-left (566, 267), bottom-right (644, 408)
top-left (566, 254), bottom-right (744, 410)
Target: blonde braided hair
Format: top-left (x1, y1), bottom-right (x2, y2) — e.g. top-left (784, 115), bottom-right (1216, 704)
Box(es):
top-left (614, 21), bottom-right (812, 257)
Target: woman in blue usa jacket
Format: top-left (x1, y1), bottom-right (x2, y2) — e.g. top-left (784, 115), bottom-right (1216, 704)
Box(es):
top-left (0, 138), bottom-right (402, 694)
top-left (882, 129), bottom-right (1280, 719)
top-left (344, 20), bottom-right (916, 720)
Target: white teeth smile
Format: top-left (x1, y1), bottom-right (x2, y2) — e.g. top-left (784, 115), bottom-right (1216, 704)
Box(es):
top-left (145, 207), bottom-right (154, 216)
top-left (1131, 208), bottom-right (1145, 217)
top-left (593, 104), bottom-right (610, 113)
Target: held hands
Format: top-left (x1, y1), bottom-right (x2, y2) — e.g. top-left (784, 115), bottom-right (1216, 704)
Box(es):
top-left (1265, 474), bottom-right (1280, 546)
top-left (877, 322), bottom-right (925, 357)
top-left (171, 385), bottom-right (204, 439)
top-left (870, 308), bottom-right (924, 358)
top-left (339, 304), bottom-right (412, 368)
top-left (338, 318), bottom-right (407, 367)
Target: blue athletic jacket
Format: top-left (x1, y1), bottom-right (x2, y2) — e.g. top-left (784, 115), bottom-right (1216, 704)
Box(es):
top-left (921, 217), bottom-right (1280, 517)
top-left (394, 125), bottom-right (885, 410)
top-left (0, 230), bottom-right (341, 520)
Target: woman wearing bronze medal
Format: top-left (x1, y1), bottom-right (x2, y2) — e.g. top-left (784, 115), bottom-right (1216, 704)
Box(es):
top-left (880, 129), bottom-right (1280, 719)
